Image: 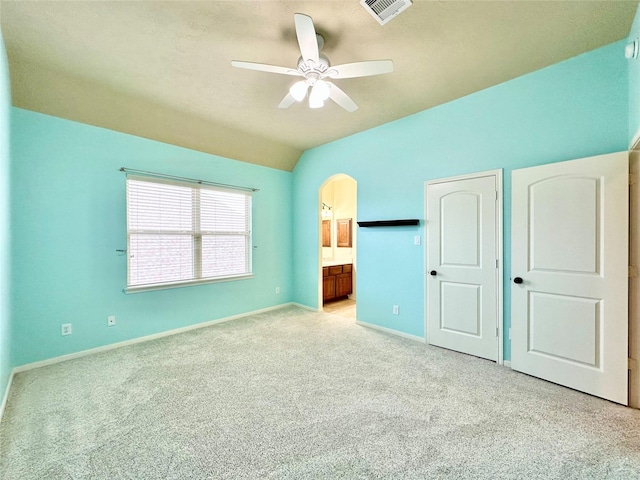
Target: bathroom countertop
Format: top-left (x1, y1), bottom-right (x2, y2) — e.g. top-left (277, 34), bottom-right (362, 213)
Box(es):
top-left (322, 260), bottom-right (353, 267)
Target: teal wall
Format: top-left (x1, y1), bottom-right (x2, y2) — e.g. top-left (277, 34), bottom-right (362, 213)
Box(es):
top-left (629, 3), bottom-right (640, 145)
top-left (2, 37), bottom-right (630, 385)
top-left (0, 28), bottom-right (12, 401)
top-left (10, 109), bottom-right (293, 366)
top-left (293, 41), bottom-right (628, 359)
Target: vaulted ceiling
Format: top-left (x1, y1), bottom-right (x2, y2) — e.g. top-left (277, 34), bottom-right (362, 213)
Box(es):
top-left (1, 1), bottom-right (637, 171)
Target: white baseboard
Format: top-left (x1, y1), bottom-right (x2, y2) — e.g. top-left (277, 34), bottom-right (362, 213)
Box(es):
top-left (503, 360), bottom-right (512, 368)
top-left (0, 369), bottom-right (15, 423)
top-left (356, 320), bottom-right (426, 343)
top-left (292, 302), bottom-right (321, 312)
top-left (13, 303), bottom-right (294, 375)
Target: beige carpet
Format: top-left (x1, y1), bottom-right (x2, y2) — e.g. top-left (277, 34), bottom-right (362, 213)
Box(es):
top-left (1, 305), bottom-right (639, 479)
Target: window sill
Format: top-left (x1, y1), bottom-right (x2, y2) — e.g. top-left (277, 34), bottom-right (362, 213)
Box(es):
top-left (124, 274), bottom-right (254, 294)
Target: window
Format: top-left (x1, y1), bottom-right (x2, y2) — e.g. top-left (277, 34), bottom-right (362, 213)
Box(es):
top-left (126, 175), bottom-right (252, 292)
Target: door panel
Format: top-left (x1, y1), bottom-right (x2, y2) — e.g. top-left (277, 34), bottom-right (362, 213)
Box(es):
top-left (529, 292), bottom-right (599, 366)
top-left (441, 193), bottom-right (480, 266)
top-left (441, 282), bottom-right (481, 335)
top-left (530, 177), bottom-right (598, 273)
top-left (426, 174), bottom-right (499, 361)
top-left (511, 151), bottom-right (628, 405)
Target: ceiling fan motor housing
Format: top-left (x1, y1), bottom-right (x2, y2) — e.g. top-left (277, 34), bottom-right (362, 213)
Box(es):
top-left (297, 54), bottom-right (330, 79)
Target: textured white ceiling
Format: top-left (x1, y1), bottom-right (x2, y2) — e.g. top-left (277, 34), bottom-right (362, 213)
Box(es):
top-left (1, 1), bottom-right (637, 170)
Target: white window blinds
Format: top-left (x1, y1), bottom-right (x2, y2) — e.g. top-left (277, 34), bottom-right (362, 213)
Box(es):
top-left (126, 175), bottom-right (252, 291)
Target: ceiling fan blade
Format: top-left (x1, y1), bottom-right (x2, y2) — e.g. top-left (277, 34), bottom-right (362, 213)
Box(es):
top-left (231, 61), bottom-right (301, 76)
top-left (294, 13), bottom-right (319, 64)
top-left (278, 93), bottom-right (296, 109)
top-left (325, 60), bottom-right (394, 79)
top-left (327, 82), bottom-right (358, 112)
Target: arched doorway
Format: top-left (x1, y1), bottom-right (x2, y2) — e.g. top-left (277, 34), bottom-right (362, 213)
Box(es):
top-left (318, 175), bottom-right (357, 318)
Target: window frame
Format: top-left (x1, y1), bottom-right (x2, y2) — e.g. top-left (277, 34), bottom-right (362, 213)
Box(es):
top-left (125, 175), bottom-right (253, 293)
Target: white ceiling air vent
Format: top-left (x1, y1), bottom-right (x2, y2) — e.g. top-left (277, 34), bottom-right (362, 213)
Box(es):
top-left (360, 0), bottom-right (412, 25)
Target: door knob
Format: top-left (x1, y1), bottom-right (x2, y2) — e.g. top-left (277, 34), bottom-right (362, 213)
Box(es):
top-left (430, 270), bottom-right (437, 276)
top-left (513, 277), bottom-right (523, 284)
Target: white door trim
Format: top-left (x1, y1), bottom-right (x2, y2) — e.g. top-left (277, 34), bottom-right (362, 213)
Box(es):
top-left (628, 147), bottom-right (640, 409)
top-left (424, 169), bottom-right (504, 364)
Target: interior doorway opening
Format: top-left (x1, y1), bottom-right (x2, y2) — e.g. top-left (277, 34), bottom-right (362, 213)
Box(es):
top-left (319, 175), bottom-right (357, 319)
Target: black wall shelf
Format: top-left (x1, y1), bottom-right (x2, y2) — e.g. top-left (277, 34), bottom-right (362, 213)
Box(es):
top-left (357, 219), bottom-right (420, 227)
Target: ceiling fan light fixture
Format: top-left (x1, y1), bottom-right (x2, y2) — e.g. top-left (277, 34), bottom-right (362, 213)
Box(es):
top-left (309, 96), bottom-right (324, 109)
top-left (309, 81), bottom-right (330, 109)
top-left (289, 80), bottom-right (309, 101)
top-left (313, 80), bottom-right (331, 101)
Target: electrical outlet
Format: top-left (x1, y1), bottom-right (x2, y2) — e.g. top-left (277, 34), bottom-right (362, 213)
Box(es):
top-left (393, 305), bottom-right (399, 315)
top-left (61, 323), bottom-right (72, 336)
top-left (276, 287), bottom-right (280, 294)
top-left (414, 235), bottom-right (421, 246)
top-left (107, 315), bottom-right (116, 327)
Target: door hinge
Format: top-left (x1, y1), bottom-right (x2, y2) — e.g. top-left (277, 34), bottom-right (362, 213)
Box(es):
top-left (629, 266), bottom-right (638, 278)
top-left (495, 190), bottom-right (498, 200)
top-left (630, 358), bottom-right (638, 371)
top-left (630, 174), bottom-right (637, 186)
top-left (496, 327), bottom-right (499, 337)
top-left (496, 259), bottom-right (499, 268)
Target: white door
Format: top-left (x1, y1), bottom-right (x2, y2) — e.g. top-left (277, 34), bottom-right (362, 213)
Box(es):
top-left (426, 172), bottom-right (500, 361)
top-left (511, 152), bottom-right (628, 405)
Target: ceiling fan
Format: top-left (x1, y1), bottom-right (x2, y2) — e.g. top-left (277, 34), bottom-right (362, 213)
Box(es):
top-left (231, 13), bottom-right (393, 112)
